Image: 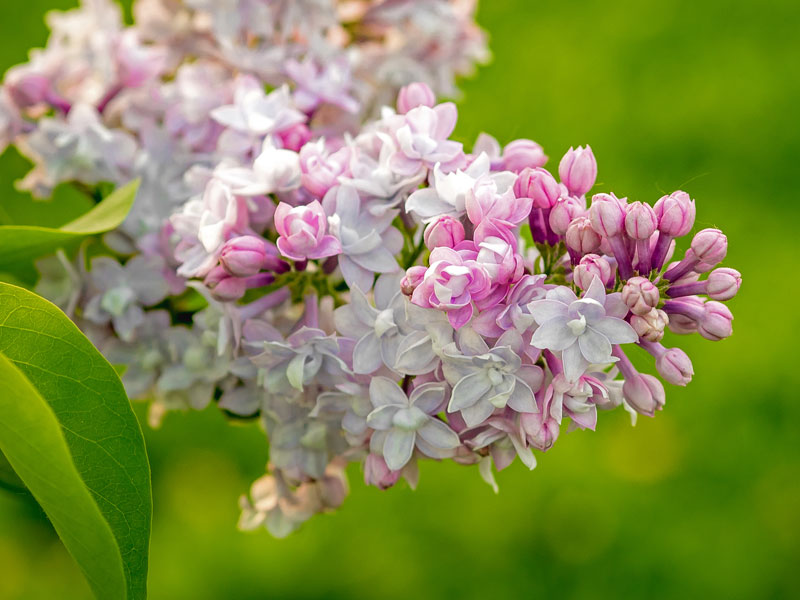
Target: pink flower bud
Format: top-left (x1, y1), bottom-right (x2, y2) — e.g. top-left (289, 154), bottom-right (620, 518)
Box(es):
top-left (656, 347), bottom-right (694, 386)
top-left (665, 295), bottom-right (703, 334)
top-left (503, 139), bottom-right (548, 172)
top-left (514, 167), bottom-right (561, 208)
top-left (401, 266), bottom-right (427, 296)
top-left (299, 141), bottom-right (351, 198)
top-left (274, 200), bottom-right (342, 261)
top-left (690, 228), bottom-right (727, 266)
top-left (204, 266), bottom-right (247, 302)
top-left (630, 308), bottom-right (669, 342)
top-left (623, 373), bottom-right (665, 417)
top-left (558, 145), bottom-right (597, 196)
top-left (621, 276), bottom-right (660, 316)
top-left (548, 196), bottom-right (585, 235)
top-left (5, 70), bottom-right (50, 107)
top-left (699, 301), bottom-right (733, 341)
top-left (573, 254), bottom-right (615, 290)
top-left (423, 215), bottom-right (465, 250)
top-left (364, 454), bottom-right (401, 490)
top-left (625, 201), bottom-right (658, 240)
top-left (653, 191), bottom-right (695, 236)
top-left (276, 123), bottom-right (311, 152)
top-left (589, 193), bottom-right (628, 238)
top-left (397, 82), bottom-right (436, 114)
top-left (565, 216), bottom-right (601, 256)
top-left (220, 235), bottom-right (268, 278)
top-left (520, 412), bottom-right (559, 452)
top-left (706, 267), bottom-right (741, 301)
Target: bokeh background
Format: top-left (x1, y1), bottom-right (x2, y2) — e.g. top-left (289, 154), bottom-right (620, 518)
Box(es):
top-left (1, 1), bottom-right (798, 598)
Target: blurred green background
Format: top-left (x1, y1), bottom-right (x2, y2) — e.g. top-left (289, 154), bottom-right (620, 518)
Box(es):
top-left (1, 1), bottom-right (798, 598)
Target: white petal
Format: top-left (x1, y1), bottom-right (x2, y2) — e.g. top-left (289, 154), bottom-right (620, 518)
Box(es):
top-left (383, 429), bottom-right (416, 471)
top-left (369, 376), bottom-right (408, 408)
top-left (591, 317), bottom-right (638, 345)
top-left (409, 383), bottom-right (446, 414)
top-left (531, 319), bottom-right (576, 351)
top-left (460, 399), bottom-right (496, 427)
top-left (506, 379), bottom-right (537, 413)
top-left (579, 328), bottom-right (613, 364)
top-left (583, 275), bottom-right (606, 304)
top-left (417, 418), bottom-right (460, 449)
top-left (562, 343), bottom-right (589, 381)
top-left (530, 299), bottom-right (568, 324)
top-left (366, 404), bottom-right (399, 430)
top-left (353, 333), bottom-right (383, 374)
top-left (448, 371), bottom-right (492, 411)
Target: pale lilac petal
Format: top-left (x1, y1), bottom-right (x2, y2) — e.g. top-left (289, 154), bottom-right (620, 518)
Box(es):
top-left (579, 328), bottom-right (613, 364)
top-left (449, 371), bottom-right (491, 411)
top-left (409, 383), bottom-right (446, 414)
top-left (530, 299), bottom-right (568, 324)
top-left (433, 102), bottom-right (458, 139)
top-left (592, 316), bottom-right (639, 344)
top-left (460, 399), bottom-right (496, 427)
top-left (383, 429), bottom-right (416, 470)
top-left (369, 376), bottom-right (408, 408)
top-left (573, 298), bottom-right (605, 322)
top-left (417, 418), bottom-right (460, 449)
top-left (366, 404), bottom-right (399, 430)
top-left (506, 380), bottom-right (537, 413)
top-left (583, 275), bottom-right (606, 304)
top-left (562, 343), bottom-right (589, 381)
top-left (353, 333), bottom-right (383, 374)
top-left (339, 256), bottom-right (374, 292)
top-left (531, 319), bottom-right (576, 351)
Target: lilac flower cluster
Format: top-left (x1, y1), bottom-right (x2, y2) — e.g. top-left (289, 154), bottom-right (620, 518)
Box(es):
top-left (1, 2), bottom-right (741, 538)
top-left (0, 0), bottom-right (488, 233)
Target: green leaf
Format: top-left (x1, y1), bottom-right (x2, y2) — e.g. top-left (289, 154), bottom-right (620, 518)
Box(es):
top-left (0, 282), bottom-right (151, 599)
top-left (0, 179), bottom-right (139, 271)
top-left (0, 353), bottom-right (127, 599)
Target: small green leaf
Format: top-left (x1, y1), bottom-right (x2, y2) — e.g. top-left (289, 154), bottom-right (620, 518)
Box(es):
top-left (0, 353), bottom-right (127, 599)
top-left (0, 282), bottom-right (151, 600)
top-left (0, 179), bottom-right (139, 271)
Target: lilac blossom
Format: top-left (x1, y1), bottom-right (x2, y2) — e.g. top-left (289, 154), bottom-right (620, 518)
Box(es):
top-left (366, 377), bottom-right (460, 470)
top-left (531, 277), bottom-right (638, 380)
top-left (325, 185), bottom-right (402, 291)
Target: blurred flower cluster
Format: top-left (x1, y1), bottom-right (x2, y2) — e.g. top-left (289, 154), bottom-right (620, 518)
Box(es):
top-left (1, 0), bottom-right (741, 538)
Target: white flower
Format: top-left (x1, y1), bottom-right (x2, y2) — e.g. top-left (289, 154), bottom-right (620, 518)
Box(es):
top-left (210, 77), bottom-right (305, 136)
top-left (325, 185), bottom-right (402, 292)
top-left (214, 138), bottom-right (301, 196)
top-left (366, 377), bottom-right (460, 471)
top-left (530, 277), bottom-right (637, 381)
top-left (405, 153), bottom-right (516, 222)
top-left (442, 330), bottom-right (543, 427)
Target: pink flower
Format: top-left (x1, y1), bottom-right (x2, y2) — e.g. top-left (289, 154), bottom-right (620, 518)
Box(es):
top-left (654, 191), bottom-right (695, 237)
top-left (548, 195), bottom-right (585, 236)
top-left (502, 139), bottom-right (547, 172)
top-left (390, 103), bottom-right (464, 176)
top-left (410, 246), bottom-right (492, 329)
top-left (621, 276), bottom-right (660, 316)
top-left (558, 145), bottom-right (597, 196)
top-left (299, 139), bottom-right (351, 198)
top-left (565, 216), bottom-right (601, 258)
top-left (573, 254), bottom-right (616, 290)
top-left (466, 183), bottom-right (532, 243)
top-left (424, 215), bottom-right (465, 250)
top-left (220, 235), bottom-right (269, 278)
top-left (274, 200), bottom-right (342, 261)
top-left (514, 167), bottom-right (561, 209)
top-left (397, 82), bottom-right (436, 114)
